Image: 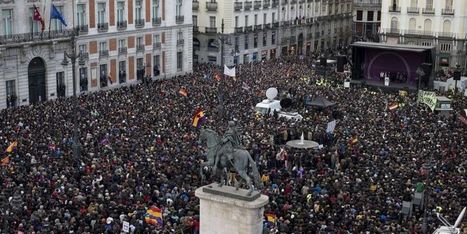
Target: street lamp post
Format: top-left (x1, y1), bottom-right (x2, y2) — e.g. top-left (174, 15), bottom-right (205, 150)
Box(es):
top-left (217, 19), bottom-right (227, 120)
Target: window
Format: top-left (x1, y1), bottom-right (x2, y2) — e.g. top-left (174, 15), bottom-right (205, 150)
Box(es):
top-left (356, 10), bottom-right (362, 21)
top-left (154, 34), bottom-right (160, 43)
top-left (377, 11), bottom-right (381, 21)
top-left (367, 11), bottom-right (373, 21)
top-left (244, 35), bottom-right (248, 49)
top-left (440, 43), bottom-right (451, 52)
top-left (235, 16), bottom-right (239, 27)
top-left (52, 5), bottom-right (64, 31)
top-left (424, 19), bottom-right (432, 32)
top-left (30, 8), bottom-right (40, 33)
top-left (177, 52), bottom-right (183, 71)
top-left (443, 20), bottom-right (451, 33)
top-left (153, 0), bottom-right (160, 19)
top-left (254, 34), bottom-right (258, 48)
top-left (245, 15), bottom-right (248, 27)
top-left (77, 4), bottom-right (87, 26)
top-left (5, 80), bottom-right (16, 108)
top-left (234, 36), bottom-right (239, 51)
top-left (119, 61), bottom-right (127, 83)
top-left (153, 55), bottom-right (160, 76)
top-left (210, 16), bottom-right (216, 28)
top-left (176, 0), bottom-right (182, 16)
top-left (391, 17), bottom-right (399, 30)
top-left (272, 31), bottom-right (276, 45)
top-left (79, 44), bottom-right (87, 54)
top-left (445, 0), bottom-right (452, 9)
top-left (272, 13), bottom-right (275, 23)
top-left (117, 1), bottom-right (125, 22)
top-left (263, 13), bottom-right (266, 25)
top-left (135, 0), bottom-right (143, 20)
top-left (79, 68), bottom-right (88, 92)
top-left (99, 41), bottom-right (107, 52)
top-left (193, 15), bottom-right (198, 26)
top-left (177, 31), bottom-right (183, 41)
top-left (56, 72), bottom-right (66, 98)
top-left (97, 3), bottom-right (106, 24)
top-left (425, 0), bottom-right (433, 8)
top-left (100, 64), bottom-right (108, 87)
top-left (118, 39), bottom-right (126, 49)
top-left (243, 54), bottom-right (249, 63)
top-left (254, 14), bottom-right (258, 25)
top-left (136, 37), bottom-right (144, 47)
top-left (263, 33), bottom-right (267, 46)
top-left (409, 18), bottom-right (416, 31)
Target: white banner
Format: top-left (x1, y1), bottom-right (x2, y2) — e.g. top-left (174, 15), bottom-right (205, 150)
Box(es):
top-left (224, 65), bottom-right (236, 77)
top-left (326, 120), bottom-right (336, 133)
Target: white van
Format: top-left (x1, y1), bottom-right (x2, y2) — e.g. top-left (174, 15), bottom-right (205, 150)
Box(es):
top-left (255, 99), bottom-right (303, 121)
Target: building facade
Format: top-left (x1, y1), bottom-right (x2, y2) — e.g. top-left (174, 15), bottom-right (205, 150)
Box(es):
top-left (193, 0), bottom-right (353, 66)
top-left (379, 0), bottom-right (467, 70)
top-left (352, 0), bottom-right (381, 42)
top-left (0, 0), bottom-right (193, 110)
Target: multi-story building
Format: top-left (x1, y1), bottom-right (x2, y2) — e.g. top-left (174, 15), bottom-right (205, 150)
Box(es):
top-left (0, 0), bottom-right (193, 110)
top-left (193, 0), bottom-right (353, 66)
top-left (352, 0), bottom-right (381, 42)
top-left (379, 0), bottom-right (467, 70)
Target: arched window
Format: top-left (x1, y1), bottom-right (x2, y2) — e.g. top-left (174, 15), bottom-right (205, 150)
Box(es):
top-left (391, 17), bottom-right (399, 31)
top-left (409, 18), bottom-right (416, 31)
top-left (443, 20), bottom-right (451, 33)
top-left (423, 19), bottom-right (432, 33)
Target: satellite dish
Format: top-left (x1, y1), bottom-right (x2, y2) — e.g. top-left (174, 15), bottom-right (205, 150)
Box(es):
top-left (266, 88), bottom-right (278, 101)
top-left (280, 98), bottom-right (293, 109)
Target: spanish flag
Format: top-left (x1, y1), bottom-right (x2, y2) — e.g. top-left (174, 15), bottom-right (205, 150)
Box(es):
top-left (1, 156), bottom-right (10, 166)
top-left (179, 88), bottom-right (188, 97)
top-left (192, 109), bottom-right (206, 128)
top-left (145, 206), bottom-right (163, 225)
top-left (265, 213), bottom-right (277, 223)
top-left (5, 141), bottom-right (17, 153)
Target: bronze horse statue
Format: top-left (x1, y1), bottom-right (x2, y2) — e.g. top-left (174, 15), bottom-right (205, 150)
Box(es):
top-left (198, 128), bottom-right (263, 195)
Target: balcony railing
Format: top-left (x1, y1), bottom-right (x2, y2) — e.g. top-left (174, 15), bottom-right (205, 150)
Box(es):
top-left (299, 0), bottom-right (305, 3)
top-left (388, 6), bottom-right (401, 13)
top-left (136, 44), bottom-right (145, 53)
top-left (263, 0), bottom-right (270, 8)
top-left (99, 50), bottom-right (109, 58)
top-left (254, 25), bottom-right (263, 31)
top-left (245, 26), bottom-right (253, 32)
top-left (290, 0), bottom-right (297, 4)
top-left (193, 26), bottom-right (199, 32)
top-left (206, 2), bottom-right (218, 11)
top-left (97, 22), bottom-right (109, 32)
top-left (407, 7), bottom-right (419, 13)
top-left (272, 0), bottom-right (279, 7)
top-left (117, 20), bottom-right (127, 30)
top-left (404, 30), bottom-right (434, 36)
top-left (81, 52), bottom-right (89, 60)
top-left (244, 1), bottom-right (252, 10)
top-left (264, 23), bottom-right (271, 29)
top-left (235, 27), bottom-right (244, 33)
top-left (353, 0), bottom-right (381, 8)
top-left (234, 2), bottom-right (243, 11)
top-left (193, 1), bottom-right (199, 10)
top-left (135, 19), bottom-right (145, 28)
top-left (254, 1), bottom-right (261, 9)
top-left (0, 29), bottom-right (74, 45)
top-left (176, 16), bottom-right (184, 24)
top-left (153, 42), bottom-right (161, 50)
top-left (77, 25), bottom-right (88, 34)
top-left (152, 17), bottom-right (161, 26)
top-left (422, 8), bottom-right (435, 14)
top-left (205, 27), bottom-right (217, 33)
top-left (441, 8), bottom-right (454, 15)
top-left (118, 47), bottom-right (127, 55)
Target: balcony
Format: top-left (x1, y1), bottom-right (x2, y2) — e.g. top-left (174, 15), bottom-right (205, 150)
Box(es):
top-left (177, 39), bottom-right (184, 46)
top-left (97, 22), bottom-right (109, 32)
top-left (254, 1), bottom-right (261, 9)
top-left (388, 28), bottom-right (400, 34)
top-left (254, 25), bottom-right (263, 31)
top-left (438, 32), bottom-right (453, 38)
top-left (264, 23), bottom-right (271, 29)
top-left (407, 7), bottom-right (419, 14)
top-left (117, 20), bottom-right (127, 30)
top-left (176, 16), bottom-right (184, 24)
top-left (206, 2), bottom-right (218, 11)
top-left (193, 1), bottom-right (199, 10)
top-left (152, 17), bottom-right (161, 26)
top-left (244, 1), bottom-right (252, 10)
top-left (235, 27), bottom-right (244, 33)
top-left (245, 26), bottom-right (253, 32)
top-left (442, 8), bottom-right (454, 15)
top-left (135, 19), bottom-right (145, 28)
top-left (136, 44), bottom-right (145, 53)
top-left (290, 0), bottom-right (297, 3)
top-left (81, 52), bottom-right (89, 60)
top-left (404, 30), bottom-right (434, 37)
top-left (193, 26), bottom-right (199, 32)
top-left (263, 0), bottom-right (270, 8)
top-left (422, 8), bottom-right (434, 14)
top-left (234, 2), bottom-right (243, 11)
top-left (99, 50), bottom-right (109, 58)
top-left (354, 0), bottom-right (381, 8)
top-left (388, 6), bottom-right (401, 13)
top-left (205, 27), bottom-right (217, 34)
top-left (272, 0), bottom-right (279, 7)
top-left (0, 29), bottom-right (74, 45)
top-left (118, 47), bottom-right (127, 55)
top-left (77, 25), bottom-right (88, 34)
top-left (273, 22), bottom-right (279, 28)
top-left (153, 42), bottom-right (162, 50)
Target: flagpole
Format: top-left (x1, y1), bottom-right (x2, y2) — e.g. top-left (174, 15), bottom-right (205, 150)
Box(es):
top-left (48, 4), bottom-right (53, 39)
top-left (42, 0), bottom-right (47, 39)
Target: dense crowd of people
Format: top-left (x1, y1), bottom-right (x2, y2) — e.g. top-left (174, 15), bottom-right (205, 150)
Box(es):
top-left (0, 56), bottom-right (466, 233)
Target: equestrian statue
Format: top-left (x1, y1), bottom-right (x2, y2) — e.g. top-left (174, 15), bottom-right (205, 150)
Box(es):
top-left (198, 121), bottom-right (263, 195)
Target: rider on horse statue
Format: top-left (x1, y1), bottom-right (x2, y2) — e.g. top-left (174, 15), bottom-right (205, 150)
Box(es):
top-left (215, 121), bottom-right (243, 169)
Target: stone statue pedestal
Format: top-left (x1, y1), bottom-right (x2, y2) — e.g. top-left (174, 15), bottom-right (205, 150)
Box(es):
top-left (195, 183), bottom-right (269, 234)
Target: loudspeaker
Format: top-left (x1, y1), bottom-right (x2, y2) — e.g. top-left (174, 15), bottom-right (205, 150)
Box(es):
top-left (320, 58), bottom-right (327, 67)
top-left (337, 56), bottom-right (346, 72)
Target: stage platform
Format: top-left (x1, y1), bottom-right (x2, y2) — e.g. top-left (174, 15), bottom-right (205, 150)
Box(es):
top-left (350, 79), bottom-right (419, 91)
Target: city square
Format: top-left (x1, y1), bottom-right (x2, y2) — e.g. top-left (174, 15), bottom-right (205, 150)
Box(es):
top-left (0, 0), bottom-right (466, 233)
